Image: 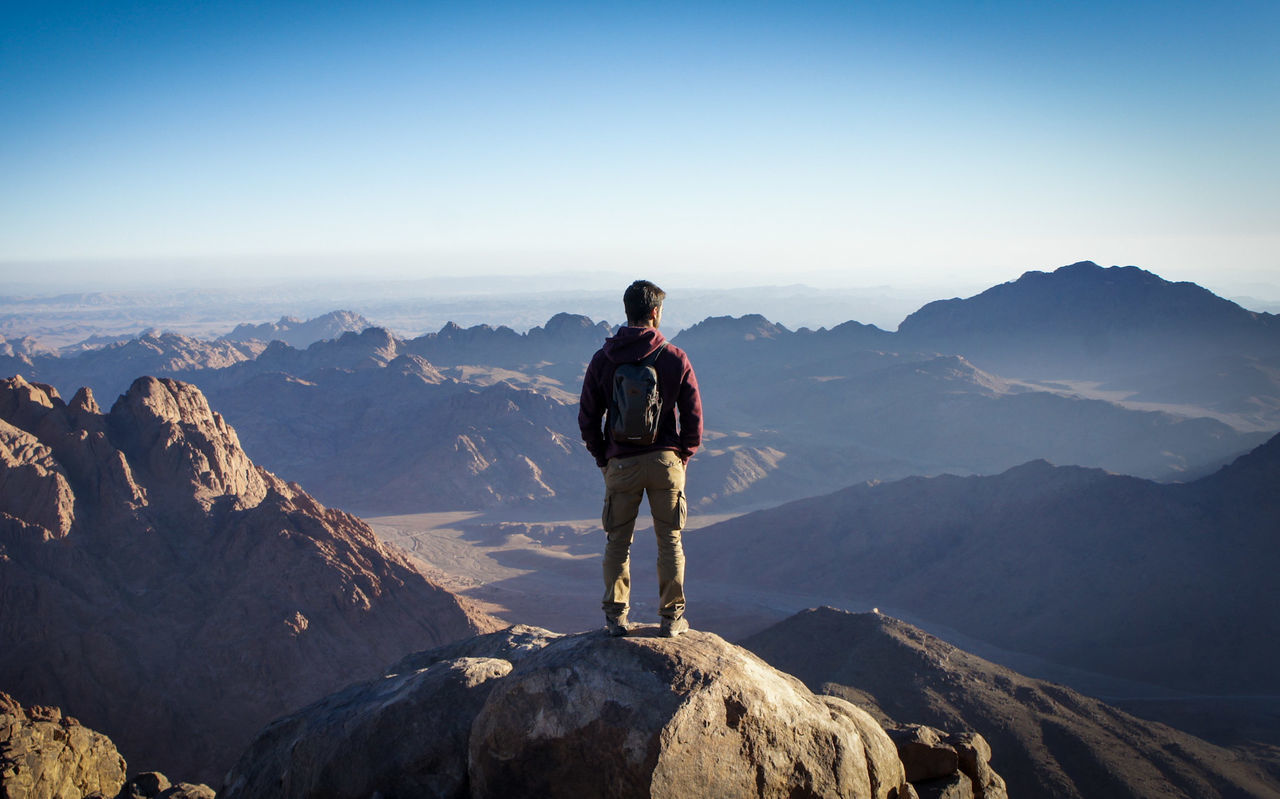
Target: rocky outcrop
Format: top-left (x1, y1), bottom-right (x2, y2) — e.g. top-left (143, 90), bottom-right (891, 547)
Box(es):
top-left (0, 375), bottom-right (498, 784)
top-left (224, 626), bottom-right (915, 799)
top-left (0, 692), bottom-right (216, 799)
top-left (115, 773), bottom-right (215, 799)
top-left (0, 691), bottom-right (126, 799)
top-left (887, 725), bottom-right (1005, 799)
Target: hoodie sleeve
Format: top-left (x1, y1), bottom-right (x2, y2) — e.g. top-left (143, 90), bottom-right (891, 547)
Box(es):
top-left (675, 351), bottom-right (703, 461)
top-left (578, 351), bottom-right (610, 467)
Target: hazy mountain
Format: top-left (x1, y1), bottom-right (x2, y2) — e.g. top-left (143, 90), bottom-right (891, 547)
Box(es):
top-left (899, 261), bottom-right (1278, 352)
top-left (741, 608), bottom-right (1280, 799)
top-left (16, 330), bottom-right (266, 402)
top-left (675, 320), bottom-right (1263, 485)
top-left (0, 375), bottom-right (497, 783)
top-left (688, 433), bottom-right (1280, 696)
top-left (0, 334), bottom-right (55, 359)
top-left (897, 261), bottom-right (1280, 428)
top-left (222, 309), bottom-right (374, 348)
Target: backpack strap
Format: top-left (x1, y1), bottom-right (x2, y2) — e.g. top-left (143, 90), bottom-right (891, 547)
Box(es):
top-left (638, 342), bottom-right (667, 368)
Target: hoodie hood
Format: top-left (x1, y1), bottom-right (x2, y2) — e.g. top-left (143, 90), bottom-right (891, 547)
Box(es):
top-left (603, 325), bottom-right (666, 363)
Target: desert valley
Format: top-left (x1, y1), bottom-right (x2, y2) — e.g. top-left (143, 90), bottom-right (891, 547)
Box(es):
top-left (3, 261), bottom-right (1280, 798)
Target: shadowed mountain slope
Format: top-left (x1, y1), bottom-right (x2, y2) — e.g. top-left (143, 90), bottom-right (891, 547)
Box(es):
top-left (741, 608), bottom-right (1280, 799)
top-left (0, 375), bottom-right (498, 783)
top-left (690, 434), bottom-right (1280, 695)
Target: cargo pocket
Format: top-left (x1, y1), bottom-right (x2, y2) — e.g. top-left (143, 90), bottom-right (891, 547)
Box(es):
top-left (675, 490), bottom-right (687, 530)
top-left (602, 494), bottom-right (614, 531)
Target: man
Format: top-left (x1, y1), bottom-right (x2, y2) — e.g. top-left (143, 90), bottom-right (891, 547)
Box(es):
top-left (579, 280), bottom-right (703, 638)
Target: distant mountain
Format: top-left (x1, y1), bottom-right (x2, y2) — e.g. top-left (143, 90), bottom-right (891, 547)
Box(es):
top-left (900, 261), bottom-right (1278, 345)
top-left (401, 311), bottom-right (611, 388)
top-left (0, 334), bottom-right (54, 359)
top-left (688, 433), bottom-right (1280, 696)
top-left (741, 608), bottom-right (1280, 799)
top-left (897, 261), bottom-right (1280, 426)
top-left (0, 375), bottom-right (497, 783)
top-left (674, 327), bottom-right (1266, 492)
top-left (222, 310), bottom-right (374, 348)
top-left (21, 331), bottom-right (266, 402)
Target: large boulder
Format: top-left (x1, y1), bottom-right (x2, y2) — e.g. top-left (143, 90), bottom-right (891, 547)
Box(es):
top-left (221, 658), bottom-right (512, 799)
top-left (225, 626), bottom-right (914, 799)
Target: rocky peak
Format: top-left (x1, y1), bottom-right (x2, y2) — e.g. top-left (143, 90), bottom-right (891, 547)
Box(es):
top-left (0, 373), bottom-right (496, 783)
top-left (107, 376), bottom-right (268, 510)
top-left (534, 312), bottom-right (611, 343)
top-left (70, 385), bottom-right (101, 416)
top-left (676, 313), bottom-right (791, 345)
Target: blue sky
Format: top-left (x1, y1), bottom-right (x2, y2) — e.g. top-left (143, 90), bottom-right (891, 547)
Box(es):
top-left (2, 1), bottom-right (1277, 297)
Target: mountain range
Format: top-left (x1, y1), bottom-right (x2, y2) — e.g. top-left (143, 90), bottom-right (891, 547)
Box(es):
top-left (686, 430), bottom-right (1280, 700)
top-left (3, 262), bottom-right (1274, 516)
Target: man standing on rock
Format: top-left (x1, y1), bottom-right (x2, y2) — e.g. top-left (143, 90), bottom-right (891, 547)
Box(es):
top-left (579, 280), bottom-right (703, 638)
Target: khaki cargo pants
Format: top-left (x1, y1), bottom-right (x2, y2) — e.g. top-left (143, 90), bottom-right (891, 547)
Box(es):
top-left (601, 449), bottom-right (688, 621)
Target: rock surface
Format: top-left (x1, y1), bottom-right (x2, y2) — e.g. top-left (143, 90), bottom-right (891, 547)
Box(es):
top-left (224, 626), bottom-right (915, 799)
top-left (0, 375), bottom-right (498, 784)
top-left (0, 691), bottom-right (126, 799)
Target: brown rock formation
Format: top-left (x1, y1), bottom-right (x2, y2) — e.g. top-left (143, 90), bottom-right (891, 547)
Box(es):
top-left (0, 375), bottom-right (498, 784)
top-left (224, 626), bottom-right (916, 799)
top-left (0, 691), bottom-right (126, 799)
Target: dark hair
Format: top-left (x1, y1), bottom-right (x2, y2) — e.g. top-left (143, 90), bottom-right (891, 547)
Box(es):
top-left (623, 280), bottom-right (666, 324)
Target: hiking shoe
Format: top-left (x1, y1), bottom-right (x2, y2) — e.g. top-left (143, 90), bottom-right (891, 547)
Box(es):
top-left (605, 613), bottom-right (631, 637)
top-left (660, 617), bottom-right (689, 638)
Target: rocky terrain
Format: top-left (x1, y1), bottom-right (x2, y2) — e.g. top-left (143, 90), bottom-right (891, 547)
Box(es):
top-left (0, 692), bottom-right (216, 799)
top-left (688, 432), bottom-right (1280, 698)
top-left (222, 624), bottom-right (946, 799)
top-left (0, 375), bottom-right (497, 784)
top-left (742, 608), bottom-right (1280, 799)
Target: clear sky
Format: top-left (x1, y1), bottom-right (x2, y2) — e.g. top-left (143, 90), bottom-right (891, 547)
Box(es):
top-left (2, 1), bottom-right (1278, 298)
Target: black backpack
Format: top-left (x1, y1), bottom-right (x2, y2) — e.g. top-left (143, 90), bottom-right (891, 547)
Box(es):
top-left (609, 343), bottom-right (666, 446)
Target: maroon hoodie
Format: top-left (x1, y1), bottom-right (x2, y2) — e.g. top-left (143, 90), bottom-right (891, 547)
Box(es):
top-left (578, 325), bottom-right (703, 467)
